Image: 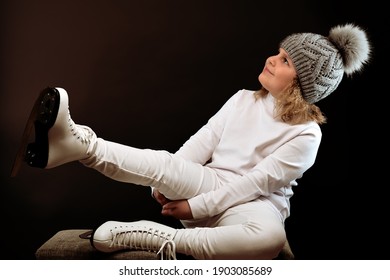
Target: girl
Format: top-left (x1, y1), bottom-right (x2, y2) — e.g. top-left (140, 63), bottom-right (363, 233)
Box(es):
top-left (12, 23), bottom-right (371, 259)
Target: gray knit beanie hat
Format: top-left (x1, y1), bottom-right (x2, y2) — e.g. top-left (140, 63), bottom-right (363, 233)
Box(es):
top-left (280, 23), bottom-right (371, 104)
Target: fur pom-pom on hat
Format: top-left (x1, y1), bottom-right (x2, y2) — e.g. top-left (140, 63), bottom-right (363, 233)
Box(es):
top-left (280, 23), bottom-right (371, 104)
top-left (328, 23), bottom-right (371, 76)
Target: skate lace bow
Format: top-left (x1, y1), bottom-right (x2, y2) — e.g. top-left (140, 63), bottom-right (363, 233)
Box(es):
top-left (110, 227), bottom-right (177, 260)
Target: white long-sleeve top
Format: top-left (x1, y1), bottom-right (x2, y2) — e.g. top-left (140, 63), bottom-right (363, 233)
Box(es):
top-left (175, 89), bottom-right (322, 221)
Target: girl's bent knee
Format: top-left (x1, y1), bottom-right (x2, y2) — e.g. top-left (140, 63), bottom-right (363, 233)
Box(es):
top-left (249, 225), bottom-right (286, 259)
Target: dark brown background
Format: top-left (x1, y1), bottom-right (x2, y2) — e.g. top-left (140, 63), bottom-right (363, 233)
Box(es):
top-left (0, 0), bottom-right (386, 259)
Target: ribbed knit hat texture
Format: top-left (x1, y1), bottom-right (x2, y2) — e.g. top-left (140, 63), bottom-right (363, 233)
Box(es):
top-left (280, 23), bottom-right (371, 104)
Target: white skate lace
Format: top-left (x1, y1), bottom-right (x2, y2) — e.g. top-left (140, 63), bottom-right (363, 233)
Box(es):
top-left (157, 240), bottom-right (176, 260)
top-left (67, 109), bottom-right (96, 155)
top-left (110, 227), bottom-right (177, 260)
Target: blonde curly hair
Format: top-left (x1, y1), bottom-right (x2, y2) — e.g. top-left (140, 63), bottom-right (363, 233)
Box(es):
top-left (254, 78), bottom-right (326, 125)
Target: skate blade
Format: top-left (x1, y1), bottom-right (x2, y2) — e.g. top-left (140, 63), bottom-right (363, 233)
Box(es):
top-left (10, 87), bottom-right (59, 177)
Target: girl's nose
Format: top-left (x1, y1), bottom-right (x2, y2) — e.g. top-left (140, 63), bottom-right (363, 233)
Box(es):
top-left (267, 56), bottom-right (275, 66)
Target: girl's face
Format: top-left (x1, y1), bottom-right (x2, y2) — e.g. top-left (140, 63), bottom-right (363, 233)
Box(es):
top-left (258, 48), bottom-right (297, 99)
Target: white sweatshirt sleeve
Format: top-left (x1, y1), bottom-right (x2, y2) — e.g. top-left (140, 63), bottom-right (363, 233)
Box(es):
top-left (187, 126), bottom-right (322, 219)
top-left (174, 92), bottom-right (238, 164)
top-left (151, 91), bottom-right (239, 198)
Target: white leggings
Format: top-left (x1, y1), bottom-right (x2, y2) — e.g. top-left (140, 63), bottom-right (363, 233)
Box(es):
top-left (81, 138), bottom-right (286, 259)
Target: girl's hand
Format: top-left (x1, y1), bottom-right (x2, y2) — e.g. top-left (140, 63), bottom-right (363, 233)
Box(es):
top-left (161, 200), bottom-right (193, 220)
top-left (152, 189), bottom-right (171, 206)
